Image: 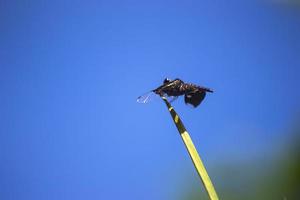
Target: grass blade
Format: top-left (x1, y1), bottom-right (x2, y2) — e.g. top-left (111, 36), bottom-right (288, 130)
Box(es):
top-left (161, 97), bottom-right (219, 200)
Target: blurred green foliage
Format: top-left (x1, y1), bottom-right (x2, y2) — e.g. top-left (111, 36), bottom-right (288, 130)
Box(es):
top-left (181, 126), bottom-right (300, 200)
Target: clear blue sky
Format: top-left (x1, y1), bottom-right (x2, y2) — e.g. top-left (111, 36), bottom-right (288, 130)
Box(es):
top-left (1, 1), bottom-right (299, 200)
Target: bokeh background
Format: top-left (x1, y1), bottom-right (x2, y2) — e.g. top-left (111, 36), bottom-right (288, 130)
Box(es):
top-left (1, 0), bottom-right (299, 199)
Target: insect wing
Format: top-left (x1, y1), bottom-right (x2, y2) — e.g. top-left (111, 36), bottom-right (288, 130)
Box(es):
top-left (169, 96), bottom-right (179, 103)
top-left (184, 90), bottom-right (206, 107)
top-left (162, 93), bottom-right (178, 103)
top-left (136, 91), bottom-right (157, 104)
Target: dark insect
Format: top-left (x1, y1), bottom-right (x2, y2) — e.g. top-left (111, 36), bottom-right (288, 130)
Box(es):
top-left (137, 78), bottom-right (213, 107)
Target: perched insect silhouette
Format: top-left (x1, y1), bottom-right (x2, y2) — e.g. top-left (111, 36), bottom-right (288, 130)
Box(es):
top-left (137, 78), bottom-right (213, 107)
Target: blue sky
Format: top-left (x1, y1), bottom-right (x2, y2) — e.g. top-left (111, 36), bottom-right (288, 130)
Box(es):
top-left (1, 1), bottom-right (300, 200)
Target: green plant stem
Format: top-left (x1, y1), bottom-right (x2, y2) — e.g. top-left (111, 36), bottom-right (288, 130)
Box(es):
top-left (162, 97), bottom-right (219, 200)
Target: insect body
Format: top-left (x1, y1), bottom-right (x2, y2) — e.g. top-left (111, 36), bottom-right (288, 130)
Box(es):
top-left (137, 78), bottom-right (213, 107)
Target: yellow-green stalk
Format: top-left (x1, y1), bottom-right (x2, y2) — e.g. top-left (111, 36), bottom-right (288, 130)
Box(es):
top-left (161, 97), bottom-right (219, 200)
